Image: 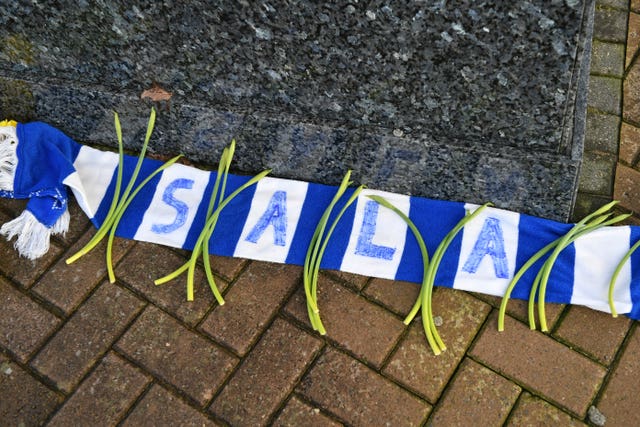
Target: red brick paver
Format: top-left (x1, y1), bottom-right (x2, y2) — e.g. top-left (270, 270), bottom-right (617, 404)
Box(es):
top-left (507, 392), bottom-right (586, 426)
top-left (470, 312), bottom-right (606, 417)
top-left (383, 287), bottom-right (491, 403)
top-left (31, 282), bottom-right (144, 393)
top-left (597, 326), bottom-right (640, 425)
top-left (0, 354), bottom-right (61, 425)
top-left (122, 384), bottom-right (219, 427)
top-left (116, 242), bottom-right (219, 326)
top-left (429, 358), bottom-right (521, 426)
top-left (627, 12), bottom-right (640, 69)
top-left (624, 54), bottom-right (640, 123)
top-left (273, 395), bottom-right (342, 427)
top-left (298, 348), bottom-right (431, 426)
top-left (0, 277), bottom-right (61, 362)
top-left (200, 262), bottom-right (300, 356)
top-left (116, 306), bottom-right (238, 406)
top-left (0, 212), bottom-right (63, 289)
top-left (363, 277), bottom-right (421, 315)
top-left (211, 318), bottom-right (323, 426)
top-left (47, 352), bottom-right (150, 426)
top-left (285, 274), bottom-right (404, 368)
top-left (614, 163), bottom-right (640, 213)
top-left (619, 122), bottom-right (640, 166)
top-left (554, 305), bottom-right (631, 364)
top-left (32, 230), bottom-right (134, 314)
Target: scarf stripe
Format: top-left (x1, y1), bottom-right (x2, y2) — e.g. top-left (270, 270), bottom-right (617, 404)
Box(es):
top-left (4, 122), bottom-right (640, 320)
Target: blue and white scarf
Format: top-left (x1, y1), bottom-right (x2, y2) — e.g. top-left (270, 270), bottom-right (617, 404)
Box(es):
top-left (1, 121), bottom-right (639, 319)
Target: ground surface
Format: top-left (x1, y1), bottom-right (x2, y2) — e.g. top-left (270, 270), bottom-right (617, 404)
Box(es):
top-left (1, 1), bottom-right (640, 426)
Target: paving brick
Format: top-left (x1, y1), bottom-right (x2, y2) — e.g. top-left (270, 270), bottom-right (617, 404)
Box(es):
top-left (429, 358), bottom-right (520, 426)
top-left (209, 254), bottom-right (248, 281)
top-left (591, 41), bottom-right (625, 77)
top-left (0, 354), bottom-right (61, 426)
top-left (325, 269), bottom-right (369, 290)
top-left (298, 349), bottom-right (430, 426)
top-left (578, 151), bottom-right (616, 195)
top-left (47, 352), bottom-right (150, 426)
top-left (122, 384), bottom-right (219, 427)
top-left (1, 198), bottom-right (90, 247)
top-left (593, 6), bottom-right (629, 42)
top-left (555, 305), bottom-right (631, 364)
top-left (32, 229), bottom-right (134, 315)
top-left (507, 392), bottom-right (586, 426)
top-left (619, 122), bottom-right (640, 166)
top-left (588, 75), bottom-right (622, 115)
top-left (52, 198), bottom-right (92, 247)
top-left (0, 278), bottom-right (60, 362)
top-left (475, 293), bottom-right (565, 331)
top-left (273, 396), bottom-right (342, 427)
top-left (614, 163), bottom-right (640, 213)
top-left (584, 112), bottom-right (620, 155)
top-left (0, 209), bottom-right (63, 288)
top-left (31, 282), bottom-right (144, 393)
top-left (383, 288), bottom-right (490, 403)
top-left (117, 242), bottom-right (219, 326)
top-left (596, 0), bottom-right (629, 8)
top-left (0, 198), bottom-right (26, 217)
top-left (363, 277), bottom-right (420, 316)
top-left (116, 306), bottom-right (238, 406)
top-left (200, 262), bottom-right (301, 356)
top-left (470, 312), bottom-right (607, 417)
top-left (211, 318), bottom-right (323, 426)
top-left (634, 0), bottom-right (640, 13)
top-left (624, 59), bottom-right (640, 123)
top-left (627, 12), bottom-right (640, 69)
top-left (285, 275), bottom-right (404, 368)
top-left (597, 326), bottom-right (640, 425)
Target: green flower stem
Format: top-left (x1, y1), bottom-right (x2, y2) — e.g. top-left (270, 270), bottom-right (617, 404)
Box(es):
top-left (106, 155), bottom-right (183, 282)
top-left (536, 212), bottom-right (629, 331)
top-left (527, 267), bottom-right (546, 330)
top-left (610, 238), bottom-right (640, 317)
top-left (309, 184), bottom-right (364, 335)
top-left (66, 113), bottom-right (124, 264)
top-left (302, 171), bottom-right (362, 335)
top-left (154, 169), bottom-right (270, 300)
top-left (367, 195), bottom-right (446, 355)
top-left (524, 214), bottom-right (625, 330)
top-left (155, 146), bottom-right (232, 288)
top-left (303, 172), bottom-right (352, 322)
top-left (499, 239), bottom-right (558, 331)
top-left (66, 108), bottom-right (157, 264)
top-left (154, 262), bottom-right (189, 285)
top-left (419, 202), bottom-right (492, 352)
top-left (499, 201), bottom-right (620, 331)
top-left (199, 142), bottom-right (234, 305)
top-left (186, 170), bottom-right (271, 301)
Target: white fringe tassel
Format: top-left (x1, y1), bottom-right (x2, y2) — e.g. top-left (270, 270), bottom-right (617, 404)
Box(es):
top-left (0, 126), bottom-right (18, 191)
top-left (51, 208), bottom-right (70, 236)
top-left (0, 210), bottom-right (52, 260)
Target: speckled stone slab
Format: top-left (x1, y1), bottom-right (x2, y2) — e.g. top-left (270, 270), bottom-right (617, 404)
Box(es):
top-left (0, 0), bottom-right (594, 221)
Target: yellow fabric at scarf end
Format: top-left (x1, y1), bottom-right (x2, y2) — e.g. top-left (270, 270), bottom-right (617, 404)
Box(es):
top-left (0, 120), bottom-right (17, 127)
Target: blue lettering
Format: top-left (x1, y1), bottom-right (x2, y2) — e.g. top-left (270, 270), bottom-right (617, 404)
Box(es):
top-left (245, 191), bottom-right (287, 246)
top-left (355, 200), bottom-right (396, 260)
top-left (151, 178), bottom-right (194, 234)
top-left (462, 217), bottom-right (509, 278)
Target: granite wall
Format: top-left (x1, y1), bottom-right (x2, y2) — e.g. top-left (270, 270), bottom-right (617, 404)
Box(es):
top-left (0, 0), bottom-right (594, 221)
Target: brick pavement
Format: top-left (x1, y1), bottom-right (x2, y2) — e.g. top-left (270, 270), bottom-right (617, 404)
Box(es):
top-left (2, 1), bottom-right (640, 426)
